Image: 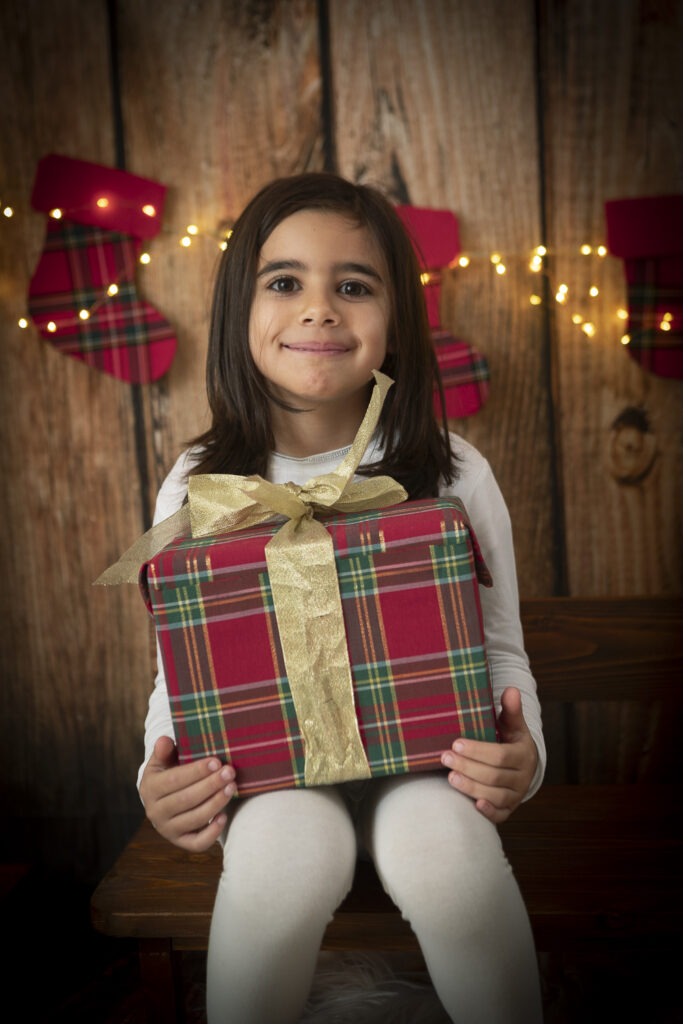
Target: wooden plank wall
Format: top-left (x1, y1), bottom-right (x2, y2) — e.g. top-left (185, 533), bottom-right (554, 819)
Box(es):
top-left (1, 0), bottom-right (681, 884)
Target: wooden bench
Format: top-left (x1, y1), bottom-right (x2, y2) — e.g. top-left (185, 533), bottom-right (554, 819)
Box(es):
top-left (91, 597), bottom-right (683, 1022)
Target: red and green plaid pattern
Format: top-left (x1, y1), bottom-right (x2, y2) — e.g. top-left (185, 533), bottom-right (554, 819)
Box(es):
top-left (27, 220), bottom-right (176, 383)
top-left (622, 257), bottom-right (683, 379)
top-left (141, 498), bottom-right (498, 797)
top-left (433, 330), bottom-right (491, 419)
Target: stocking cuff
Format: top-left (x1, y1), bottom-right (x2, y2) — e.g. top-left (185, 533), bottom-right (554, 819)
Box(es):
top-left (31, 153), bottom-right (166, 239)
top-left (396, 205), bottom-right (460, 268)
top-left (605, 195), bottom-right (683, 258)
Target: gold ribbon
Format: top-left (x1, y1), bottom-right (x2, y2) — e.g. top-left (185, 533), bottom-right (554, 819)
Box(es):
top-left (95, 370), bottom-right (407, 785)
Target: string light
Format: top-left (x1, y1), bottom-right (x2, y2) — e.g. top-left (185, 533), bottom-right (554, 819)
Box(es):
top-left (139, 252), bottom-right (151, 264)
top-left (79, 309), bottom-right (90, 320)
top-left (580, 244), bottom-right (592, 255)
top-left (535, 246), bottom-right (547, 257)
top-left (142, 204), bottom-right (156, 217)
top-left (617, 308), bottom-right (629, 320)
top-left (49, 208), bottom-right (63, 219)
top-left (458, 256), bottom-right (470, 268)
top-left (107, 283), bottom-right (119, 296)
top-left (660, 320), bottom-right (671, 332)
top-left (3, 206), bottom-right (13, 218)
top-left (529, 294), bottom-right (542, 305)
top-left (529, 255), bottom-right (543, 272)
top-left (18, 318), bottom-right (28, 329)
top-left (490, 253), bottom-right (502, 265)
top-left (663, 312), bottom-right (673, 321)
top-left (495, 263), bottom-right (506, 275)
top-left (597, 246), bottom-right (608, 257)
top-left (420, 272), bottom-right (431, 285)
top-left (572, 313), bottom-right (583, 324)
top-left (582, 322), bottom-right (596, 337)
top-left (180, 235), bottom-right (192, 247)
top-left (97, 197), bottom-right (109, 208)
top-left (47, 321), bottom-right (57, 332)
top-left (589, 286), bottom-right (599, 297)
top-left (187, 224), bottom-right (199, 235)
top-left (621, 334), bottom-right (630, 345)
top-left (220, 240), bottom-right (228, 250)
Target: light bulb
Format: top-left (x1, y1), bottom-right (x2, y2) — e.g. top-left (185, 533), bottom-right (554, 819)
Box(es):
top-left (18, 318), bottom-right (28, 328)
top-left (621, 334), bottom-right (630, 345)
top-left (180, 236), bottom-right (192, 247)
top-left (555, 291), bottom-right (567, 304)
top-left (107, 283), bottom-right (119, 296)
top-left (458, 256), bottom-right (470, 267)
top-left (589, 286), bottom-right (599, 297)
top-left (79, 309), bottom-right (90, 320)
top-left (220, 241), bottom-right (228, 251)
top-left (490, 253), bottom-right (501, 265)
top-left (97, 197), bottom-right (109, 208)
top-left (529, 257), bottom-right (542, 272)
top-left (187, 224), bottom-right (199, 235)
top-left (660, 321), bottom-right (671, 332)
top-left (140, 252), bottom-right (151, 264)
top-left (47, 321), bottom-right (57, 332)
top-left (663, 312), bottom-right (673, 321)
top-left (535, 245), bottom-right (546, 256)
top-left (49, 208), bottom-right (63, 219)
top-left (581, 322), bottom-right (596, 337)
top-left (597, 246), bottom-right (607, 257)
top-left (572, 314), bottom-right (583, 324)
top-left (3, 206), bottom-right (14, 217)
top-left (580, 245), bottom-right (592, 255)
top-left (529, 294), bottom-right (542, 305)
top-left (617, 308), bottom-right (628, 320)
top-left (558, 284), bottom-right (568, 294)
top-left (496, 263), bottom-right (506, 275)
top-left (420, 272), bottom-right (430, 285)
top-left (142, 204), bottom-right (156, 217)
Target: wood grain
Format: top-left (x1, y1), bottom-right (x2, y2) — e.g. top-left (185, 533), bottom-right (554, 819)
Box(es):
top-left (329, 0), bottom-right (557, 598)
top-left (0, 0), bottom-right (153, 874)
top-left (538, 0), bottom-right (683, 596)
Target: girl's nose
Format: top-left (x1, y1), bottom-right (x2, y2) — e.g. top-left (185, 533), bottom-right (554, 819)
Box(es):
top-left (298, 293), bottom-right (340, 327)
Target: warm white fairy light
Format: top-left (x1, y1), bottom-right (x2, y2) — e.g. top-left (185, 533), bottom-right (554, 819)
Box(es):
top-left (490, 253), bottom-right (502, 265)
top-left (49, 208), bottom-right (63, 219)
top-left (18, 318), bottom-right (28, 328)
top-left (458, 256), bottom-right (469, 267)
top-left (663, 312), bottom-right (673, 321)
top-left (529, 255), bottom-right (543, 272)
top-left (420, 272), bottom-right (430, 285)
top-left (107, 283), bottom-right (119, 296)
top-left (581, 244), bottom-right (592, 255)
top-left (529, 294), bottom-right (542, 305)
top-left (582, 322), bottom-right (596, 337)
top-left (617, 308), bottom-right (628, 320)
top-left (3, 206), bottom-right (14, 218)
top-left (220, 240), bottom-right (228, 250)
top-left (597, 246), bottom-right (608, 257)
top-left (140, 252), bottom-right (151, 264)
top-left (180, 235), bottom-right (192, 247)
top-left (79, 309), bottom-right (90, 320)
top-left (572, 313), bottom-right (583, 324)
top-left (660, 320), bottom-right (671, 331)
top-left (589, 286), bottom-right (599, 297)
top-left (535, 245), bottom-right (547, 256)
top-left (97, 197), bottom-right (109, 208)
top-left (142, 204), bottom-right (156, 217)
top-left (187, 224), bottom-right (199, 235)
top-left (621, 334), bottom-right (630, 345)
top-left (47, 321), bottom-right (57, 332)
top-left (495, 263), bottom-right (506, 275)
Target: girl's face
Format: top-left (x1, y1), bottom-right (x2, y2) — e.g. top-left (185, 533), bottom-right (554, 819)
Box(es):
top-left (248, 209), bottom-right (390, 428)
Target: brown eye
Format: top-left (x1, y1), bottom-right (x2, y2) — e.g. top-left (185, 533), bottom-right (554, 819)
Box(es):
top-left (339, 280), bottom-right (370, 297)
top-left (268, 276), bottom-right (299, 293)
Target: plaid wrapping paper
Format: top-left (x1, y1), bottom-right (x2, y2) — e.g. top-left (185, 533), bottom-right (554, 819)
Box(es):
top-left (28, 220), bottom-right (176, 383)
top-left (140, 497), bottom-right (498, 797)
top-left (620, 256), bottom-right (683, 378)
top-left (433, 330), bottom-right (491, 419)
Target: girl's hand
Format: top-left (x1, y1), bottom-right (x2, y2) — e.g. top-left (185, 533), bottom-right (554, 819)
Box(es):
top-left (441, 687), bottom-right (538, 824)
top-left (139, 736), bottom-right (236, 852)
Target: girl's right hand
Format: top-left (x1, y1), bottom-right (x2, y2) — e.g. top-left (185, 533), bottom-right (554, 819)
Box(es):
top-left (139, 735), bottom-right (236, 852)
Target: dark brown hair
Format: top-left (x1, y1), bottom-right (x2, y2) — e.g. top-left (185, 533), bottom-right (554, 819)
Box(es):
top-left (189, 172), bottom-right (457, 498)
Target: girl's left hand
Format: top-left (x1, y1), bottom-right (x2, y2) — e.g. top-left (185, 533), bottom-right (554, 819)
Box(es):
top-left (441, 686), bottom-right (538, 824)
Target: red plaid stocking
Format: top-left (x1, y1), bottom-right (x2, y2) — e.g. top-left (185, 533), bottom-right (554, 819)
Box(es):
top-left (605, 194), bottom-right (683, 380)
top-left (28, 154), bottom-right (177, 384)
top-left (396, 205), bottom-right (490, 418)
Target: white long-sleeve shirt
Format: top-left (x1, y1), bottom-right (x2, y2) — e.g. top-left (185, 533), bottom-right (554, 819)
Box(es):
top-left (138, 433), bottom-right (546, 800)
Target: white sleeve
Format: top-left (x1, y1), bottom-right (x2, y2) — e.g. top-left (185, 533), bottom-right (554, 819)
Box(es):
top-left (136, 450), bottom-right (197, 794)
top-left (441, 450), bottom-right (546, 800)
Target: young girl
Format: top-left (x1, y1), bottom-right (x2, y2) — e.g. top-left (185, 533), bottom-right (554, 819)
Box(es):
top-left (138, 173), bottom-right (546, 1023)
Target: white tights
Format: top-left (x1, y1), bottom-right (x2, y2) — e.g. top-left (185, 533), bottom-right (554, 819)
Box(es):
top-left (206, 773), bottom-right (542, 1023)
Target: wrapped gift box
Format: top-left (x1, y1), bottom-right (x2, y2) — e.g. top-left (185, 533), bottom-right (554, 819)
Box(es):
top-left (140, 497), bottom-right (498, 796)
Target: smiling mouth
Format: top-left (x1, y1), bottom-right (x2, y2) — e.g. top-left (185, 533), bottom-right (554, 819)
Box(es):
top-left (282, 342), bottom-right (351, 354)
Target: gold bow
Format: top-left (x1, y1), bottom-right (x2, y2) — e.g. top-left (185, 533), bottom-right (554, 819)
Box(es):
top-left (96, 370), bottom-right (407, 786)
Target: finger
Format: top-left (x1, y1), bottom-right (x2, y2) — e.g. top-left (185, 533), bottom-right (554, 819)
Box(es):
top-left (150, 735), bottom-right (178, 768)
top-left (448, 738), bottom-right (523, 769)
top-left (165, 785), bottom-right (235, 838)
top-left (175, 812), bottom-right (229, 853)
top-left (149, 756), bottom-right (233, 799)
top-left (157, 765), bottom-right (237, 818)
top-left (497, 687), bottom-right (530, 738)
top-left (473, 798), bottom-right (511, 825)
top-left (446, 769), bottom-right (513, 811)
top-left (441, 750), bottom-right (519, 789)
